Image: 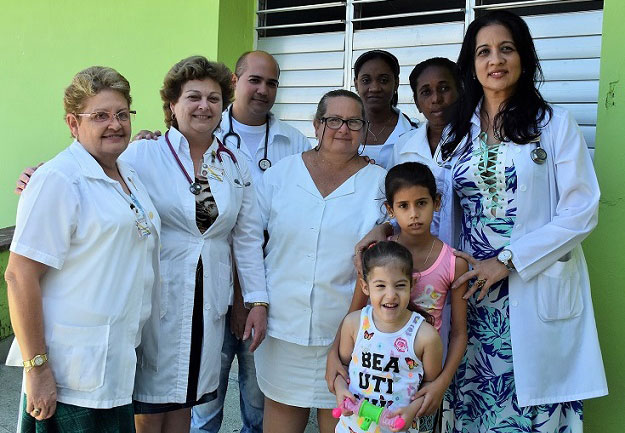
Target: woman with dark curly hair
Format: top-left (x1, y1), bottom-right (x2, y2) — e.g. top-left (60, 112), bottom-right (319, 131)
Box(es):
top-left (124, 55), bottom-right (268, 433)
top-left (438, 10), bottom-right (607, 432)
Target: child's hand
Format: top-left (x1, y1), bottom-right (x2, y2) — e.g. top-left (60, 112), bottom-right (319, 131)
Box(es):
top-left (333, 378), bottom-right (356, 416)
top-left (412, 378), bottom-right (447, 417)
top-left (389, 397), bottom-right (424, 432)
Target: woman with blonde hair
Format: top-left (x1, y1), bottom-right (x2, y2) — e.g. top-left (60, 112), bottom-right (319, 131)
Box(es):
top-left (6, 66), bottom-right (160, 432)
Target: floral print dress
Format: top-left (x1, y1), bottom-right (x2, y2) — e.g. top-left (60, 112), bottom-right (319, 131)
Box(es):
top-left (442, 135), bottom-right (583, 433)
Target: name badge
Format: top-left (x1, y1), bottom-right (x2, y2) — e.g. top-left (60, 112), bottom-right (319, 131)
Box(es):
top-left (202, 162), bottom-right (224, 181)
top-left (131, 204), bottom-right (151, 238)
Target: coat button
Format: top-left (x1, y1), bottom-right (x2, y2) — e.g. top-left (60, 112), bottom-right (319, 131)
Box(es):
top-left (519, 184), bottom-right (527, 192)
top-left (510, 299), bottom-right (518, 307)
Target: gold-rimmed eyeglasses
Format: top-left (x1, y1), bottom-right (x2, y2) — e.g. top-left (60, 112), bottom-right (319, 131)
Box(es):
top-left (76, 110), bottom-right (136, 123)
top-left (321, 117), bottom-right (366, 131)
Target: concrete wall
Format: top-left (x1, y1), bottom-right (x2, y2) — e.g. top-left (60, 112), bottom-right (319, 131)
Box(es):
top-left (584, 0), bottom-right (625, 431)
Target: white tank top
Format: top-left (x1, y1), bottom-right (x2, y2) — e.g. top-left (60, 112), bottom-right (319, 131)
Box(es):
top-left (338, 305), bottom-right (425, 432)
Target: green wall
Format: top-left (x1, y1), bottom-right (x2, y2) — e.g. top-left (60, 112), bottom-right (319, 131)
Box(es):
top-left (0, 0), bottom-right (255, 341)
top-left (584, 0), bottom-right (625, 431)
top-left (218, 0), bottom-right (257, 71)
top-left (0, 0), bottom-right (255, 228)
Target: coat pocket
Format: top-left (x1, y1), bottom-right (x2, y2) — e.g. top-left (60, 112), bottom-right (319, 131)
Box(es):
top-left (216, 261), bottom-right (233, 316)
top-left (158, 261), bottom-right (172, 318)
top-left (48, 323), bottom-right (110, 392)
top-left (536, 255), bottom-right (583, 322)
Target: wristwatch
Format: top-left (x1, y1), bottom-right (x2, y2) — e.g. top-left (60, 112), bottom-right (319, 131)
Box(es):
top-left (23, 353), bottom-right (48, 372)
top-left (497, 249), bottom-right (514, 271)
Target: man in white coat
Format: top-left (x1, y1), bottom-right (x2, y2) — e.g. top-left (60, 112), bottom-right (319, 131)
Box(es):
top-left (191, 50), bottom-right (311, 433)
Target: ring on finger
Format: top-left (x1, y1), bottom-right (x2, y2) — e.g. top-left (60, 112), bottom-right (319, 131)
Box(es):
top-left (32, 408), bottom-right (41, 416)
top-left (474, 278), bottom-right (487, 289)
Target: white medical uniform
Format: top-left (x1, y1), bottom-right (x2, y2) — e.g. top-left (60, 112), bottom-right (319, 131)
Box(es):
top-left (254, 154), bottom-right (387, 407)
top-left (216, 107), bottom-right (311, 185)
top-left (124, 127), bottom-right (268, 404)
top-left (359, 108), bottom-right (417, 169)
top-left (9, 140), bottom-right (160, 409)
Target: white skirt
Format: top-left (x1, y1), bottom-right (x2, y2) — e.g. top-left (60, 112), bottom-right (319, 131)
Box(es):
top-left (255, 336), bottom-right (336, 409)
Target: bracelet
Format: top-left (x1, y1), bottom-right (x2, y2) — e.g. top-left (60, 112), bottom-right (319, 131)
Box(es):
top-left (246, 301), bottom-right (269, 309)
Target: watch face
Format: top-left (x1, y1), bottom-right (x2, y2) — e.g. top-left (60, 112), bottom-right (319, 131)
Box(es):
top-left (34, 356), bottom-right (44, 366)
top-left (498, 249), bottom-right (512, 262)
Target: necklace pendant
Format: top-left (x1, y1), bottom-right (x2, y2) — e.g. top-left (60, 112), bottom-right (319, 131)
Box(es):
top-left (189, 182), bottom-right (202, 195)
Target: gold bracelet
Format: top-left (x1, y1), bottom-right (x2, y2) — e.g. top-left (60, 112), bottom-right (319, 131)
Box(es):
top-left (247, 301), bottom-right (269, 309)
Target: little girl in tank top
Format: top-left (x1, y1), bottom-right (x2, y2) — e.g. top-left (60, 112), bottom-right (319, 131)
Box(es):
top-left (333, 241), bottom-right (443, 432)
top-left (384, 162), bottom-right (469, 429)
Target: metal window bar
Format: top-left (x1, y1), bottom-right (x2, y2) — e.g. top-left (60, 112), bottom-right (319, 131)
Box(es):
top-left (256, 20), bottom-right (345, 31)
top-left (473, 0), bottom-right (596, 10)
top-left (257, 2), bottom-right (345, 15)
top-left (343, 0), bottom-right (356, 89)
top-left (351, 8), bottom-right (465, 22)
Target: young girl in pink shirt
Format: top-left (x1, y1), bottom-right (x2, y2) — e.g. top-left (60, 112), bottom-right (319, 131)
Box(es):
top-left (384, 162), bottom-right (468, 428)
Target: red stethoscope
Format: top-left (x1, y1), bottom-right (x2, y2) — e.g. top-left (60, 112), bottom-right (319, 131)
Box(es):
top-left (165, 130), bottom-right (250, 195)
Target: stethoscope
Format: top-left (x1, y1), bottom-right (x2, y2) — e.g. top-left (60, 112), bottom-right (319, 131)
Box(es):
top-left (529, 136), bottom-right (547, 164)
top-left (435, 133), bottom-right (547, 167)
top-left (224, 108), bottom-right (272, 171)
top-left (165, 130), bottom-right (250, 194)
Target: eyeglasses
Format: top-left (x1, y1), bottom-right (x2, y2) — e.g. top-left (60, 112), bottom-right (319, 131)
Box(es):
top-left (76, 110), bottom-right (136, 123)
top-left (321, 117), bottom-right (366, 131)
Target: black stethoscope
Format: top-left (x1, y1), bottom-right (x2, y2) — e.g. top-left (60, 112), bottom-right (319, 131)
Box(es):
top-left (224, 109), bottom-right (272, 171)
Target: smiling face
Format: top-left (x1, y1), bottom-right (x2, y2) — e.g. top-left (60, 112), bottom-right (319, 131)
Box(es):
top-left (234, 52), bottom-right (279, 124)
top-left (170, 79), bottom-right (223, 139)
top-left (66, 89), bottom-right (131, 165)
top-left (354, 58), bottom-right (399, 114)
top-left (385, 185), bottom-right (440, 238)
top-left (362, 264), bottom-right (413, 329)
top-left (313, 96), bottom-right (364, 155)
top-left (414, 65), bottom-right (459, 129)
top-left (474, 23), bottom-right (522, 99)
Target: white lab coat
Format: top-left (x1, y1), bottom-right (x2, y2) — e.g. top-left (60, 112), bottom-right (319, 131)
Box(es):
top-left (216, 106), bottom-right (311, 185)
top-left (438, 104), bottom-right (608, 407)
top-left (122, 127), bottom-right (268, 404)
top-left (359, 107), bottom-right (417, 169)
top-left (9, 141), bottom-right (161, 408)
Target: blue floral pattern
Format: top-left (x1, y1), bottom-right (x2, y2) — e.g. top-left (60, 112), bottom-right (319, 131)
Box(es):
top-left (442, 140), bottom-right (582, 432)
